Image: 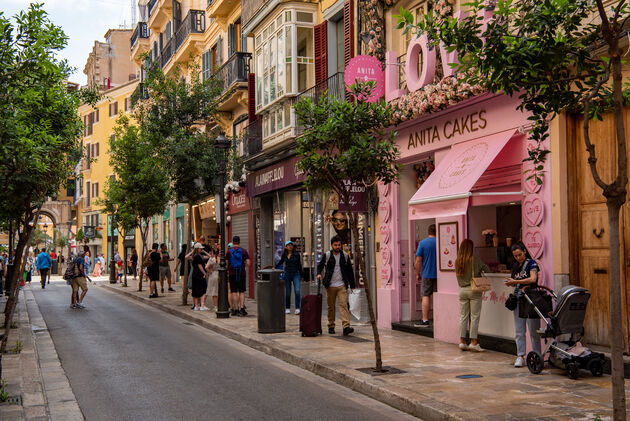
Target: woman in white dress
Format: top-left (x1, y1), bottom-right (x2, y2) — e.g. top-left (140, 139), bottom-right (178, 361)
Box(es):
top-left (205, 249), bottom-right (219, 311)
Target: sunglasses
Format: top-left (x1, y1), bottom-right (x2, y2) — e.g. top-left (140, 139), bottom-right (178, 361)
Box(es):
top-left (331, 218), bottom-right (347, 223)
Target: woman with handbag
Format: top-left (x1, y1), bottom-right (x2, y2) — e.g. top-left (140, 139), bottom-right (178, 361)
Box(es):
top-left (275, 240), bottom-right (303, 315)
top-left (504, 242), bottom-right (541, 367)
top-left (455, 239), bottom-right (489, 352)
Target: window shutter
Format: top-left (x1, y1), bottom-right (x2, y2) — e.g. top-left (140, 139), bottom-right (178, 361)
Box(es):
top-left (228, 24), bottom-right (235, 57)
top-left (247, 73), bottom-right (257, 122)
top-left (314, 23), bottom-right (322, 83)
top-left (241, 26), bottom-right (247, 52)
top-left (95, 109), bottom-right (99, 122)
top-left (96, 143), bottom-right (99, 156)
top-left (217, 36), bottom-right (223, 67)
top-left (343, 0), bottom-right (354, 68)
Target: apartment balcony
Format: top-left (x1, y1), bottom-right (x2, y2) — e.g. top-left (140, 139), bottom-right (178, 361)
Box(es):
top-left (294, 72), bottom-right (346, 136)
top-left (131, 22), bottom-right (150, 63)
top-left (147, 0), bottom-right (172, 30)
top-left (242, 118), bottom-right (262, 161)
top-left (215, 52), bottom-right (251, 111)
top-left (158, 10), bottom-right (206, 71)
top-left (131, 82), bottom-right (149, 106)
top-left (208, 0), bottom-right (239, 19)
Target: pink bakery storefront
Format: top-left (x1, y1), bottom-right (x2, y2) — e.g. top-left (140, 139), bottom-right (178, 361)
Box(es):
top-left (376, 91), bottom-right (554, 347)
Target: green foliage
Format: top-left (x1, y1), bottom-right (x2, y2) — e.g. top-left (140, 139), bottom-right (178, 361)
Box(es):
top-left (100, 114), bottom-right (171, 238)
top-left (54, 228), bottom-right (69, 251)
top-left (29, 228), bottom-right (52, 247)
top-left (75, 228), bottom-right (85, 243)
top-left (133, 60), bottom-right (224, 203)
top-left (397, 0), bottom-right (630, 185)
top-left (0, 380), bottom-right (8, 402)
top-left (294, 81), bottom-right (401, 191)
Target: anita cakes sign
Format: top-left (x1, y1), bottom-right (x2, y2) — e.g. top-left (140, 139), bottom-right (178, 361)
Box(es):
top-left (344, 55), bottom-right (385, 102)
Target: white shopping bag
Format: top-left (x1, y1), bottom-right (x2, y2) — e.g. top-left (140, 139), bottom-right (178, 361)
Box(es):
top-left (348, 289), bottom-right (361, 320)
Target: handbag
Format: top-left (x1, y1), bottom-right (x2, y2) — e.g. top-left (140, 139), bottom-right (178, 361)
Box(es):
top-left (505, 293), bottom-right (518, 311)
top-left (470, 260), bottom-right (491, 293)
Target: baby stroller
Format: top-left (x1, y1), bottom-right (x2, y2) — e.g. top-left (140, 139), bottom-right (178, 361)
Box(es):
top-left (521, 285), bottom-right (606, 379)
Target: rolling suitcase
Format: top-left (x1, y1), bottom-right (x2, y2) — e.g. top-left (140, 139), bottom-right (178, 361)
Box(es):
top-left (300, 278), bottom-right (323, 337)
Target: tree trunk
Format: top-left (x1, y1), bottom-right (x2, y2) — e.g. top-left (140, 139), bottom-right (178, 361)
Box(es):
top-left (606, 200), bottom-right (627, 421)
top-left (1, 223), bottom-right (34, 353)
top-left (341, 189), bottom-right (383, 372)
top-left (182, 203), bottom-right (192, 306)
top-left (139, 222), bottom-right (149, 292)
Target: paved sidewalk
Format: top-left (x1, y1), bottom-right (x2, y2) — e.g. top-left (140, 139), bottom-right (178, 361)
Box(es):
top-left (99, 279), bottom-right (628, 421)
top-left (0, 286), bottom-right (83, 421)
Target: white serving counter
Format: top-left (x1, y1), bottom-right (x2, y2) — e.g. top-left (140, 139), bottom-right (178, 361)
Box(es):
top-left (477, 273), bottom-right (516, 339)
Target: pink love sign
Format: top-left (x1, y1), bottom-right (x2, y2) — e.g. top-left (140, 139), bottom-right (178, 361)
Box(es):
top-left (344, 55), bottom-right (385, 102)
top-left (524, 227), bottom-right (544, 259)
top-left (523, 194), bottom-right (544, 226)
top-left (523, 161), bottom-right (542, 194)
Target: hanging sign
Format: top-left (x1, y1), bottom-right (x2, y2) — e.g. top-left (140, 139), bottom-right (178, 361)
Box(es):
top-left (344, 55), bottom-right (385, 102)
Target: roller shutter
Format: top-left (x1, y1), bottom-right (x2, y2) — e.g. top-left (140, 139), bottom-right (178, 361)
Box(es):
top-left (231, 213), bottom-right (249, 253)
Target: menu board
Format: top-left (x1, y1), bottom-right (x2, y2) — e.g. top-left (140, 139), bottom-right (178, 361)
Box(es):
top-left (438, 222), bottom-right (459, 272)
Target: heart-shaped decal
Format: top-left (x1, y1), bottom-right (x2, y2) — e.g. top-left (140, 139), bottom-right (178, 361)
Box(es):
top-left (523, 194), bottom-right (544, 226)
top-left (378, 200), bottom-right (391, 223)
top-left (523, 161), bottom-right (542, 193)
top-left (379, 225), bottom-right (391, 244)
top-left (381, 264), bottom-right (392, 284)
top-left (524, 227), bottom-right (544, 259)
top-left (380, 246), bottom-right (392, 265)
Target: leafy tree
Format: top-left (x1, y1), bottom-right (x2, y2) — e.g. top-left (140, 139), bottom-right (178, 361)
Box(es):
top-left (101, 115), bottom-right (171, 291)
top-left (134, 60), bottom-right (223, 304)
top-left (294, 82), bottom-right (401, 372)
top-left (397, 0), bottom-right (629, 417)
top-left (53, 228), bottom-right (69, 261)
top-left (0, 5), bottom-right (94, 353)
top-left (29, 229), bottom-right (52, 248)
top-left (75, 228), bottom-right (85, 244)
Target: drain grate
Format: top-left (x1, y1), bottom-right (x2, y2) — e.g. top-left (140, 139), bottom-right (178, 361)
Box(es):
top-left (356, 366), bottom-right (406, 376)
top-left (456, 374), bottom-right (483, 379)
top-left (183, 322), bottom-right (194, 326)
top-left (1, 395), bottom-right (23, 406)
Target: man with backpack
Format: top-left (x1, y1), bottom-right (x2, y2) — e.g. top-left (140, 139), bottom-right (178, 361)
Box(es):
top-left (317, 235), bottom-right (356, 336)
top-left (70, 251), bottom-right (88, 309)
top-left (225, 236), bottom-right (250, 316)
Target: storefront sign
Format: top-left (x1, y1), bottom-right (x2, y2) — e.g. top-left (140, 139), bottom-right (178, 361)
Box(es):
top-left (345, 55), bottom-right (385, 102)
top-left (228, 187), bottom-right (250, 215)
top-left (524, 227), bottom-right (544, 259)
top-left (290, 237), bottom-right (305, 253)
top-left (198, 201), bottom-right (215, 220)
top-left (338, 180), bottom-right (367, 213)
top-left (247, 156), bottom-right (305, 196)
top-left (523, 194), bottom-right (544, 226)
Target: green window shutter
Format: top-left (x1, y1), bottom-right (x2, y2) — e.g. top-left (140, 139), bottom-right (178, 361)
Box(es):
top-left (228, 24), bottom-right (235, 57)
top-left (217, 36), bottom-right (222, 67)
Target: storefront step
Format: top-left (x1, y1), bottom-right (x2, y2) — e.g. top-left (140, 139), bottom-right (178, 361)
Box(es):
top-left (391, 321), bottom-right (434, 338)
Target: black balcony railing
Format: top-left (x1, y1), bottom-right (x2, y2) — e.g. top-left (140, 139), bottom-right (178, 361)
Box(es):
top-left (243, 118), bottom-right (262, 159)
top-left (156, 10), bottom-right (206, 68)
top-left (294, 72), bottom-right (346, 135)
top-left (242, 0), bottom-right (269, 27)
top-left (215, 52), bottom-right (251, 95)
top-left (148, 0), bottom-right (158, 17)
top-left (130, 22), bottom-right (149, 49)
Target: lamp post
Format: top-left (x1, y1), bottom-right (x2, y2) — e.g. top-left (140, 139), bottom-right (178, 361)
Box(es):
top-left (215, 132), bottom-right (231, 319)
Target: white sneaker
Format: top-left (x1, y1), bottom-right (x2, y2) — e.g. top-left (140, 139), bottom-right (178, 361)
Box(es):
top-left (458, 343), bottom-right (468, 350)
top-left (199, 306), bottom-right (210, 311)
top-left (468, 344), bottom-right (484, 352)
top-left (285, 309), bottom-right (291, 314)
top-left (295, 309), bottom-right (300, 315)
top-left (514, 356), bottom-right (525, 367)
top-left (193, 306), bottom-right (200, 311)
top-left (76, 302), bottom-right (85, 309)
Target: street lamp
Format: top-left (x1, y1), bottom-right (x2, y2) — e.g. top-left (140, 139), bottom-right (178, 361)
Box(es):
top-left (215, 132), bottom-right (231, 319)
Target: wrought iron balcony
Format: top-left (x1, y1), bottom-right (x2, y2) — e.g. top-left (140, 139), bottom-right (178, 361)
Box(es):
top-left (148, 0), bottom-right (158, 17)
top-left (294, 72), bottom-right (346, 136)
top-left (243, 118), bottom-right (262, 159)
top-left (156, 10), bottom-right (206, 69)
top-left (242, 0), bottom-right (269, 27)
top-left (215, 52), bottom-right (251, 95)
top-left (130, 22), bottom-right (149, 49)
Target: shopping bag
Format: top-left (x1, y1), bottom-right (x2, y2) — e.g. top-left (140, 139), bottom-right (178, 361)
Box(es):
top-left (348, 289), bottom-right (361, 320)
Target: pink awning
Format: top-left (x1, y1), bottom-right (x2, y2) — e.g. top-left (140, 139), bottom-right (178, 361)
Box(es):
top-left (408, 130), bottom-right (517, 220)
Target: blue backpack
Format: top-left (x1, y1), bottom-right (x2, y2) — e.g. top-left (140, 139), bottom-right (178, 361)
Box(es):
top-left (230, 247), bottom-right (244, 270)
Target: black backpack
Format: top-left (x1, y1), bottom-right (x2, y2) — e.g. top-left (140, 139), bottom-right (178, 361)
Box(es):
top-left (63, 257), bottom-right (80, 281)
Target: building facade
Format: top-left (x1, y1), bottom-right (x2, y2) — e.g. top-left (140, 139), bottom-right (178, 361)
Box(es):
top-left (84, 29), bottom-right (139, 91)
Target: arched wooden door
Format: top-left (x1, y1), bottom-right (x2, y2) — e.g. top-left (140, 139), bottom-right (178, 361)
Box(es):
top-left (568, 112), bottom-right (630, 351)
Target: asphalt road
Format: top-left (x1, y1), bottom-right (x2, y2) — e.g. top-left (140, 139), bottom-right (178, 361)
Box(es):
top-left (31, 280), bottom-right (419, 421)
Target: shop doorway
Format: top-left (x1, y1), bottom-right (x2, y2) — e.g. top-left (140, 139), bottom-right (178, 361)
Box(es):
top-left (408, 218), bottom-right (435, 322)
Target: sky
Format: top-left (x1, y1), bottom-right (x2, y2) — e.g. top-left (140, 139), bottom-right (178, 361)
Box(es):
top-left (2, 0), bottom-right (137, 86)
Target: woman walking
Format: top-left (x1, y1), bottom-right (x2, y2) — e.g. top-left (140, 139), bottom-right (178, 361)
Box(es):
top-left (504, 242), bottom-right (541, 367)
top-left (130, 249), bottom-right (138, 281)
top-left (275, 240), bottom-right (303, 315)
top-left (191, 243), bottom-right (209, 311)
top-left (455, 239), bottom-right (489, 352)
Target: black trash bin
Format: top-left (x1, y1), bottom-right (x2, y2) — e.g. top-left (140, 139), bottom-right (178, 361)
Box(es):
top-left (256, 268), bottom-right (285, 333)
top-left (51, 260), bottom-right (59, 275)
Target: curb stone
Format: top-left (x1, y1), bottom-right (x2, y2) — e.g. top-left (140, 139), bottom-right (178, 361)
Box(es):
top-left (100, 283), bottom-right (478, 421)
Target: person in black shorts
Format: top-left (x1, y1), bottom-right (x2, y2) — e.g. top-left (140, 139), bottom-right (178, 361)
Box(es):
top-left (148, 243), bottom-right (162, 298)
top-left (225, 236), bottom-right (250, 316)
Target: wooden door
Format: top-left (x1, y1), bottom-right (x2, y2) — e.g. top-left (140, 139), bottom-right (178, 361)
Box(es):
top-left (569, 112), bottom-right (630, 351)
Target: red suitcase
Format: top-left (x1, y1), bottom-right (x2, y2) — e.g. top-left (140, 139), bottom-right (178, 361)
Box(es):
top-left (300, 293), bottom-right (322, 336)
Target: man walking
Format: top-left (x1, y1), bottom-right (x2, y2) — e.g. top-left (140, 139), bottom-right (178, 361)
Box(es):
top-left (414, 224), bottom-right (437, 327)
top-left (36, 248), bottom-right (52, 289)
top-left (147, 243), bottom-right (162, 298)
top-left (71, 251), bottom-right (88, 309)
top-left (159, 243), bottom-right (175, 293)
top-left (225, 236), bottom-right (250, 316)
top-left (317, 235), bottom-right (356, 336)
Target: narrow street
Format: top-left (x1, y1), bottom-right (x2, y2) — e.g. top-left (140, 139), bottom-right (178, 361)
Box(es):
top-left (30, 280), bottom-right (419, 421)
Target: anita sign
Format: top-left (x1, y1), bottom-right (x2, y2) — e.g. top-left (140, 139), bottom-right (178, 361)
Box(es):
top-left (385, 10), bottom-right (493, 102)
top-left (345, 55), bottom-right (385, 102)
